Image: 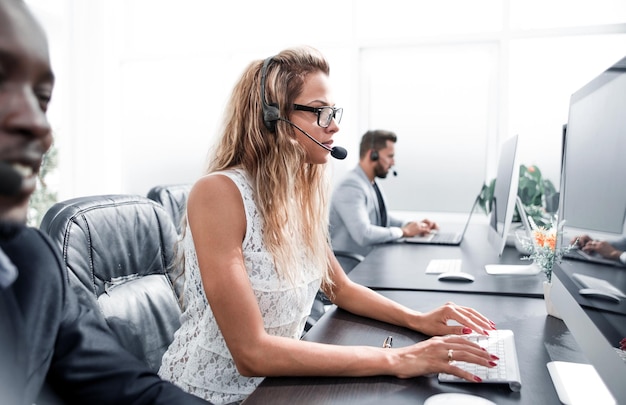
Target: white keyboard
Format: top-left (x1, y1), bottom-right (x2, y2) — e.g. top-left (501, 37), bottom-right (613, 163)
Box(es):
top-left (438, 329), bottom-right (522, 392)
top-left (616, 347), bottom-right (626, 363)
top-left (426, 259), bottom-right (462, 274)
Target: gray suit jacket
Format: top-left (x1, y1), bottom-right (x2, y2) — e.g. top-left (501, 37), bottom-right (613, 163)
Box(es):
top-left (329, 166), bottom-right (405, 257)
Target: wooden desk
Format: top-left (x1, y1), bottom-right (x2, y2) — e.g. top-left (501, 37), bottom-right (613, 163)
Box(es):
top-left (348, 223), bottom-right (545, 298)
top-left (244, 290), bottom-right (584, 404)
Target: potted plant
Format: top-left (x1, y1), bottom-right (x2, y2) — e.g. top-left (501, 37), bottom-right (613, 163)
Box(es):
top-left (28, 144), bottom-right (58, 227)
top-left (518, 216), bottom-right (574, 318)
top-left (478, 164), bottom-right (558, 228)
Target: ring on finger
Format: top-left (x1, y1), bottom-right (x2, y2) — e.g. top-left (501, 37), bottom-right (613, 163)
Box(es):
top-left (447, 349), bottom-right (454, 363)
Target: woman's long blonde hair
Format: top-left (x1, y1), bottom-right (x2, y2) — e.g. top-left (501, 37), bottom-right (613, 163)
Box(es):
top-left (190, 46), bottom-right (333, 287)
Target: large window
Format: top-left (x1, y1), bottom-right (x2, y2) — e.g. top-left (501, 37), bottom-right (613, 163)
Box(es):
top-left (352, 0), bottom-right (626, 212)
top-left (25, 0), bottom-right (626, 212)
top-left (360, 44), bottom-right (496, 212)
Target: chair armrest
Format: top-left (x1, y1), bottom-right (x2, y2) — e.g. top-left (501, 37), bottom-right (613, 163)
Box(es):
top-left (333, 250), bottom-right (365, 263)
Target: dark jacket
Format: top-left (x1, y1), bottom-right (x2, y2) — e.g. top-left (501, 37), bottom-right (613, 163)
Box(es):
top-left (0, 224), bottom-right (209, 405)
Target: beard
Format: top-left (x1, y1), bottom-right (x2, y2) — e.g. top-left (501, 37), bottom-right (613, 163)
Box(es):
top-left (374, 162), bottom-right (388, 179)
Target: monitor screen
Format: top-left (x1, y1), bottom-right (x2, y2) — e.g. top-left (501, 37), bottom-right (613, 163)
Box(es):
top-left (487, 134), bottom-right (520, 256)
top-left (558, 55), bottom-right (626, 247)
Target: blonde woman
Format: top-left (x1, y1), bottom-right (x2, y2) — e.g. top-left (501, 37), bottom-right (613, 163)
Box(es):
top-left (158, 46), bottom-right (497, 404)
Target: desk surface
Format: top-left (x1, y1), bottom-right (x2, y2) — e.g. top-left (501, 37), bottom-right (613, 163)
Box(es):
top-left (348, 223), bottom-right (546, 298)
top-left (244, 290), bottom-right (584, 405)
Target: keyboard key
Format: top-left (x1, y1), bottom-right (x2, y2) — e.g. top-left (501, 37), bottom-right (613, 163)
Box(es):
top-left (426, 259), bottom-right (462, 274)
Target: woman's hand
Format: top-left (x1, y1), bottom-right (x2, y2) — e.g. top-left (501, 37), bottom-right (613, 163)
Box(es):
top-left (392, 334), bottom-right (497, 381)
top-left (411, 302), bottom-right (496, 337)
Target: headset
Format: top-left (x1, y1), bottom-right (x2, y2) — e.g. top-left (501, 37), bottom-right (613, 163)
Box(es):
top-left (258, 56), bottom-right (347, 160)
top-left (260, 56), bottom-right (280, 132)
top-left (365, 131), bottom-right (397, 176)
top-left (369, 132), bottom-right (379, 161)
top-left (0, 161), bottom-right (22, 197)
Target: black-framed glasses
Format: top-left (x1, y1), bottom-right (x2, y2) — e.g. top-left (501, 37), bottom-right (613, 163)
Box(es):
top-left (293, 104), bottom-right (343, 128)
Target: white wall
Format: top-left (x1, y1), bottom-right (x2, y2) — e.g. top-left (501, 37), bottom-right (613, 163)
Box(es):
top-left (26, 0), bottom-right (626, 212)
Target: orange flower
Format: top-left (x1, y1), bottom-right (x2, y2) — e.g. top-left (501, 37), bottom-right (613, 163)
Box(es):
top-left (533, 230), bottom-right (544, 246)
top-left (545, 233), bottom-right (556, 251)
top-left (533, 229), bottom-right (556, 251)
top-left (523, 218), bottom-right (574, 282)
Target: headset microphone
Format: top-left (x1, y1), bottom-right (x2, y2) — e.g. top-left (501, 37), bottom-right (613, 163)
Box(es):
top-left (0, 161), bottom-right (23, 197)
top-left (278, 118), bottom-right (347, 160)
top-left (392, 169), bottom-right (398, 176)
top-left (331, 145), bottom-right (348, 160)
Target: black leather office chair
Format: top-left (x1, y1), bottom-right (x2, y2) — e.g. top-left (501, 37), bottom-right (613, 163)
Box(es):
top-left (40, 194), bottom-right (183, 371)
top-left (333, 250), bottom-right (365, 274)
top-left (303, 294), bottom-right (326, 335)
top-left (147, 184), bottom-right (192, 234)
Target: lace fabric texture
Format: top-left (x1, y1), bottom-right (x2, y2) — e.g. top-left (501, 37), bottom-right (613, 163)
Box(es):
top-left (158, 169), bottom-right (321, 404)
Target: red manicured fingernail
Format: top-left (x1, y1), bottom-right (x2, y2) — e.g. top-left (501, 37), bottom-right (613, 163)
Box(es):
top-left (489, 361), bottom-right (497, 367)
top-left (491, 354), bottom-right (500, 360)
top-left (483, 330), bottom-right (490, 336)
top-left (474, 376), bottom-right (483, 382)
top-left (462, 327), bottom-right (472, 334)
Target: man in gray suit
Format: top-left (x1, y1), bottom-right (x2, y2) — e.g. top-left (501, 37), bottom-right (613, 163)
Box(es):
top-left (329, 130), bottom-right (438, 257)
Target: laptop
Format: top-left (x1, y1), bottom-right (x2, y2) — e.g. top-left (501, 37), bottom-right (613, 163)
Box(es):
top-left (402, 196), bottom-right (479, 246)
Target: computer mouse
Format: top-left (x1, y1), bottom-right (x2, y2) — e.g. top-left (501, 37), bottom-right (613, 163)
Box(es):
top-left (578, 288), bottom-right (621, 303)
top-left (425, 393), bottom-right (496, 405)
top-left (437, 271), bottom-right (475, 282)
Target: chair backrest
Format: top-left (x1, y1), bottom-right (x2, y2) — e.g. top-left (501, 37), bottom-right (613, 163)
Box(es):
top-left (147, 184), bottom-right (192, 234)
top-left (304, 251), bottom-right (365, 335)
top-left (333, 250), bottom-right (365, 274)
top-left (40, 194), bottom-right (183, 371)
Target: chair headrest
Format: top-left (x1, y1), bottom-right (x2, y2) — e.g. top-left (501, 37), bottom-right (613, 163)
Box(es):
top-left (147, 184), bottom-right (192, 233)
top-left (40, 194), bottom-right (179, 297)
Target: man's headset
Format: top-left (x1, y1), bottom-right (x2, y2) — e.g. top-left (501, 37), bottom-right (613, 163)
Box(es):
top-left (259, 56), bottom-right (347, 160)
top-left (366, 131), bottom-right (396, 176)
top-left (0, 161), bottom-right (22, 197)
top-left (369, 133), bottom-right (379, 161)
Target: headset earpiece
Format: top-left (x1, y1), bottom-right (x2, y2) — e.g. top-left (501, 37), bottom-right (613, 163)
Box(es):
top-left (369, 132), bottom-right (379, 161)
top-left (370, 149), bottom-right (379, 161)
top-left (260, 56), bottom-right (280, 132)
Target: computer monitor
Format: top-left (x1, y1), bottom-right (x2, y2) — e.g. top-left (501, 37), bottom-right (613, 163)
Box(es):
top-left (552, 56), bottom-right (626, 405)
top-left (557, 55), bottom-right (626, 250)
top-left (487, 134), bottom-right (521, 257)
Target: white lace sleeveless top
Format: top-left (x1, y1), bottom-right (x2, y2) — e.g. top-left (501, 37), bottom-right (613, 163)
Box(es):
top-left (158, 168), bottom-right (321, 404)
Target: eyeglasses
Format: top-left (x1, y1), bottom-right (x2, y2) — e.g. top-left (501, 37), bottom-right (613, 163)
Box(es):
top-left (293, 104), bottom-right (343, 128)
